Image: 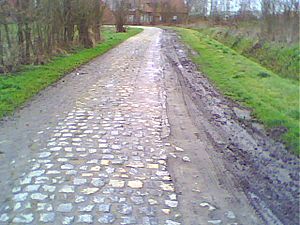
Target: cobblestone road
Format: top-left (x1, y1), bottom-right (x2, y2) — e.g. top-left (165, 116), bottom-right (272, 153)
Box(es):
top-left (0, 28), bottom-right (181, 224)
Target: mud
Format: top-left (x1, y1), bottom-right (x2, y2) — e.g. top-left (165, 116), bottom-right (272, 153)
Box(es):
top-left (0, 27), bottom-right (298, 225)
top-left (162, 29), bottom-right (299, 225)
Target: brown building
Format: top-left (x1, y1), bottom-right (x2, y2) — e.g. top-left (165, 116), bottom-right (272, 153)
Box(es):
top-left (102, 6), bottom-right (116, 25)
top-left (103, 0), bottom-right (188, 25)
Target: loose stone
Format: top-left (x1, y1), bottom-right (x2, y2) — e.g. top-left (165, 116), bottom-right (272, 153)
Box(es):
top-left (12, 187), bottom-right (21, 193)
top-left (25, 185), bottom-right (40, 192)
top-left (121, 216), bottom-right (137, 224)
top-left (139, 207), bottom-right (156, 216)
top-left (147, 164), bottom-right (159, 169)
top-left (0, 214), bottom-right (9, 222)
top-left (200, 202), bottom-right (216, 211)
top-left (50, 147), bottom-right (62, 152)
top-left (111, 145), bottom-right (121, 150)
top-left (99, 204), bottom-right (111, 212)
top-left (142, 216), bottom-right (158, 224)
top-left (162, 209), bottom-right (171, 215)
top-left (77, 214), bottom-right (93, 223)
top-left (74, 178), bottom-right (87, 185)
top-left (160, 183), bottom-right (174, 192)
top-left (39, 152), bottom-right (51, 158)
top-left (59, 185), bottom-right (75, 193)
top-left (57, 203), bottom-right (73, 212)
top-left (12, 214), bottom-right (34, 223)
top-left (106, 167), bottom-right (115, 174)
top-left (128, 180), bottom-right (143, 189)
top-left (101, 160), bottom-right (110, 166)
top-left (91, 178), bottom-right (105, 187)
top-left (225, 211), bottom-right (236, 219)
top-left (126, 162), bottom-right (144, 168)
top-left (169, 194), bottom-right (177, 200)
top-left (182, 156), bottom-right (191, 162)
top-left (75, 195), bottom-right (86, 203)
top-left (99, 143), bottom-right (109, 148)
top-left (166, 220), bottom-right (181, 225)
top-left (93, 196), bottom-right (105, 203)
top-left (13, 193), bottom-right (28, 202)
top-left (14, 202), bottom-right (21, 211)
top-left (79, 205), bottom-right (94, 212)
top-left (20, 177), bottom-right (32, 185)
top-left (109, 180), bottom-right (125, 188)
top-left (130, 196), bottom-right (144, 204)
top-left (148, 199), bottom-right (158, 205)
top-left (90, 166), bottom-right (101, 171)
top-left (208, 220), bottom-right (222, 224)
top-left (28, 170), bottom-right (45, 178)
top-left (63, 216), bottom-right (74, 225)
top-left (81, 188), bottom-right (99, 195)
top-left (31, 193), bottom-right (48, 201)
top-left (98, 213), bottom-right (116, 224)
top-left (37, 203), bottom-right (53, 211)
top-left (118, 204), bottom-right (133, 215)
top-left (61, 164), bottom-right (74, 170)
top-left (174, 146), bottom-right (184, 152)
top-left (40, 213), bottom-right (55, 223)
top-left (165, 200), bottom-right (178, 208)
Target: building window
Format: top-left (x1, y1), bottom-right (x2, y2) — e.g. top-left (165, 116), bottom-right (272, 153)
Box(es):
top-left (172, 15), bottom-right (178, 21)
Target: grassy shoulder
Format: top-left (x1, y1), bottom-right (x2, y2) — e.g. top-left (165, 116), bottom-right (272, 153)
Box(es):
top-left (174, 27), bottom-right (300, 154)
top-left (0, 27), bottom-right (142, 119)
top-left (195, 27), bottom-right (299, 81)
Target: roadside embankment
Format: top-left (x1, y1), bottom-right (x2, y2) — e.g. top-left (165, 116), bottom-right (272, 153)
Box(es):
top-left (173, 27), bottom-right (299, 154)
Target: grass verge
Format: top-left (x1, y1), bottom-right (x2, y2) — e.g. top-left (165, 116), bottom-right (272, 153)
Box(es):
top-left (194, 27), bottom-right (299, 80)
top-left (173, 27), bottom-right (300, 154)
top-left (0, 27), bottom-right (142, 119)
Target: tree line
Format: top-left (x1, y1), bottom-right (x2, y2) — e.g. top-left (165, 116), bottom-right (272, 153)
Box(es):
top-left (0, 0), bottom-right (105, 73)
top-left (186, 0), bottom-right (299, 43)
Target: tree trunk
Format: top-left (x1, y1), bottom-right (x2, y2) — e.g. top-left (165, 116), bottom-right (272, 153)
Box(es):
top-left (4, 23), bottom-right (11, 49)
top-left (93, 0), bottom-right (101, 42)
top-left (17, 23), bottom-right (25, 64)
top-left (0, 28), bottom-right (4, 67)
top-left (64, 0), bottom-right (74, 44)
top-left (79, 19), bottom-right (93, 48)
top-left (24, 23), bottom-right (31, 64)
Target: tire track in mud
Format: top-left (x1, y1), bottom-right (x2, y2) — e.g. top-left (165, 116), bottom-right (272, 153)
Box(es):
top-left (162, 29), bottom-right (299, 225)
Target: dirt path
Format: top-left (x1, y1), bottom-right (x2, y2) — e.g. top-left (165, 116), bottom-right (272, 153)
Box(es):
top-left (0, 27), bottom-right (297, 224)
top-left (162, 30), bottom-right (299, 225)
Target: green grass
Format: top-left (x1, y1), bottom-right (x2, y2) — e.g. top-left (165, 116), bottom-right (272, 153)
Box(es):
top-left (197, 27), bottom-right (300, 80)
top-left (0, 27), bottom-right (142, 119)
top-left (173, 27), bottom-right (300, 154)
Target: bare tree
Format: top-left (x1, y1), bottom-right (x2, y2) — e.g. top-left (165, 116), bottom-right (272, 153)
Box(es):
top-left (113, 0), bottom-right (129, 32)
top-left (0, 0), bottom-right (106, 73)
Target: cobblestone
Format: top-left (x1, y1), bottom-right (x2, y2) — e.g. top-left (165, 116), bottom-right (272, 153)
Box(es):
top-left (0, 28), bottom-right (182, 224)
top-left (57, 203), bottom-right (73, 212)
top-left (39, 213), bottom-right (55, 223)
top-left (98, 213), bottom-right (116, 224)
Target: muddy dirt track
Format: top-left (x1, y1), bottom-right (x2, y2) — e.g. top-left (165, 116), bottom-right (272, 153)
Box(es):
top-left (0, 27), bottom-right (298, 225)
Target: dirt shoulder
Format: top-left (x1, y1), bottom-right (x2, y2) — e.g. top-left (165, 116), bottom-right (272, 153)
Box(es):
top-left (162, 29), bottom-right (299, 225)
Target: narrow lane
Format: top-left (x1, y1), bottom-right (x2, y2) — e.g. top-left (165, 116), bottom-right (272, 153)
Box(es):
top-left (0, 28), bottom-right (181, 224)
top-left (0, 27), bottom-right (265, 225)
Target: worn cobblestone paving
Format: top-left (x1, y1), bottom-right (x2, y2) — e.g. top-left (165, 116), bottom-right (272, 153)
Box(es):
top-left (0, 28), bottom-right (181, 224)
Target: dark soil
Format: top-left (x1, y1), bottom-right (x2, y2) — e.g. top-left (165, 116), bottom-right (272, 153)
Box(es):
top-left (163, 29), bottom-right (299, 225)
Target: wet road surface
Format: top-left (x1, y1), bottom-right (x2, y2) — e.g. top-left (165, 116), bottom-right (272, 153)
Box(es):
top-left (0, 28), bottom-right (266, 224)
